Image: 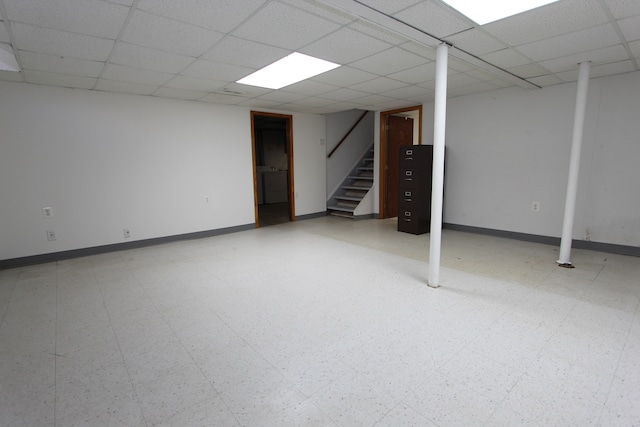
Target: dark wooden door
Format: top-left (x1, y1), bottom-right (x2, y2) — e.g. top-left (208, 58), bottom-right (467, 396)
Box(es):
top-left (386, 115), bottom-right (414, 218)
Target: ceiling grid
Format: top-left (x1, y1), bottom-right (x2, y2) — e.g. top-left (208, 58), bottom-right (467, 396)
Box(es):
top-left (0, 0), bottom-right (638, 113)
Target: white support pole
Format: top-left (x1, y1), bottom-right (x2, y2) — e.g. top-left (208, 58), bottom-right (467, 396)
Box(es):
top-left (428, 43), bottom-right (448, 288)
top-left (558, 61), bottom-right (591, 267)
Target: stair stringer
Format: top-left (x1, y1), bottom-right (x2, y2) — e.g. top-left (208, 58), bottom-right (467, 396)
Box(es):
top-left (353, 186), bottom-right (375, 218)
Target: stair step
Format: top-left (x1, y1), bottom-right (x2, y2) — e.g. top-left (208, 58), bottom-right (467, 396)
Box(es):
top-left (341, 185), bottom-right (370, 191)
top-left (348, 175), bottom-right (373, 180)
top-left (328, 205), bottom-right (355, 213)
top-left (357, 167), bottom-right (374, 172)
top-left (328, 211), bottom-right (354, 219)
top-left (335, 195), bottom-right (364, 202)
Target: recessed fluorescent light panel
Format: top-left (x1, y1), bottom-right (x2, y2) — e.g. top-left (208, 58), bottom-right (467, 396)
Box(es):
top-left (237, 52), bottom-right (340, 90)
top-left (442, 0), bottom-right (559, 25)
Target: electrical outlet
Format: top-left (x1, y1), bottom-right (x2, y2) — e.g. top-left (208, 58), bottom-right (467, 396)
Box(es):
top-left (532, 201), bottom-right (540, 212)
top-left (123, 229), bottom-right (131, 238)
top-left (46, 230), bottom-right (56, 241)
top-left (43, 207), bottom-right (53, 218)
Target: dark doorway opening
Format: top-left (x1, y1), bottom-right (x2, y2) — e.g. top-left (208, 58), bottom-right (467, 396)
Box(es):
top-left (251, 112), bottom-right (295, 227)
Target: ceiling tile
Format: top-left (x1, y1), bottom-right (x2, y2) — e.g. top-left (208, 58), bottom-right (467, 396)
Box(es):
top-left (3, 0), bottom-right (129, 39)
top-left (220, 82), bottom-right (271, 97)
top-left (350, 46), bottom-right (426, 75)
top-left (232, 2), bottom-right (341, 50)
top-left (349, 76), bottom-right (409, 93)
top-left (0, 23), bottom-right (9, 43)
top-left (556, 59), bottom-right (636, 82)
top-left (11, 23), bottom-right (114, 61)
top-left (447, 73), bottom-right (481, 87)
top-left (201, 36), bottom-right (290, 69)
top-left (343, 94), bottom-right (394, 106)
top-left (480, 48), bottom-right (532, 69)
top-left (95, 79), bottom-right (158, 95)
top-left (24, 69), bottom-right (96, 89)
top-left (278, 0), bottom-right (355, 25)
top-left (356, 0), bottom-right (422, 15)
top-left (393, 0), bottom-right (472, 38)
top-left (446, 29), bottom-right (507, 56)
top-left (516, 24), bottom-right (620, 62)
top-left (483, 0), bottom-right (609, 46)
top-left (602, 0), bottom-right (640, 19)
top-left (278, 95), bottom-right (336, 108)
top-left (0, 69), bottom-right (24, 81)
top-left (399, 41), bottom-right (438, 60)
top-left (102, 63), bottom-right (173, 85)
top-left (539, 44), bottom-right (629, 73)
top-left (507, 63), bottom-right (550, 79)
top-left (19, 51), bottom-right (104, 77)
top-left (301, 27), bottom-right (392, 65)
top-left (324, 101), bottom-right (369, 111)
top-left (106, 0), bottom-right (135, 5)
top-left (152, 87), bottom-right (208, 101)
top-left (181, 59), bottom-right (254, 82)
top-left (258, 90), bottom-right (304, 103)
top-left (320, 88), bottom-right (369, 102)
top-left (448, 81), bottom-right (499, 97)
top-left (348, 20), bottom-right (408, 45)
top-left (465, 68), bottom-right (500, 81)
top-left (310, 66), bottom-right (377, 87)
top-left (527, 74), bottom-right (563, 86)
top-left (380, 84), bottom-right (427, 99)
top-left (388, 62), bottom-right (436, 84)
top-left (165, 75), bottom-right (226, 92)
top-left (199, 92), bottom-right (249, 104)
top-left (279, 80), bottom-right (340, 96)
top-left (136, 0), bottom-right (264, 33)
top-left (238, 98), bottom-right (284, 109)
top-left (447, 57), bottom-right (476, 73)
top-left (630, 40), bottom-right (640, 57)
top-left (618, 15), bottom-right (640, 41)
top-left (110, 42), bottom-right (194, 74)
top-left (374, 99), bottom-right (415, 110)
top-left (122, 11), bottom-right (224, 57)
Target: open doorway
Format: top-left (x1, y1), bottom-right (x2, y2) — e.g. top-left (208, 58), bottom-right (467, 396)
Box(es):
top-left (251, 111), bottom-right (295, 227)
top-left (379, 106), bottom-right (422, 219)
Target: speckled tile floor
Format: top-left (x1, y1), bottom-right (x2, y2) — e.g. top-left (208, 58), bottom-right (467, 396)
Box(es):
top-left (1, 217), bottom-right (639, 426)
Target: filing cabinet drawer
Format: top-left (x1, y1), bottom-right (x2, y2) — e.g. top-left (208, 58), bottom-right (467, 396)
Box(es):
top-left (397, 209), bottom-right (431, 234)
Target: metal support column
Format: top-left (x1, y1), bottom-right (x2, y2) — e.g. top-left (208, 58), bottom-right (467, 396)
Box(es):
top-left (428, 43), bottom-right (448, 288)
top-left (558, 61), bottom-right (591, 267)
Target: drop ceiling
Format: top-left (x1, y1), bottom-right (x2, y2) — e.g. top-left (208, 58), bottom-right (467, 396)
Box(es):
top-left (0, 0), bottom-right (638, 114)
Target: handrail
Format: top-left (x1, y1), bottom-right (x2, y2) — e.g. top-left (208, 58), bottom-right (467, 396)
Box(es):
top-left (327, 111), bottom-right (368, 158)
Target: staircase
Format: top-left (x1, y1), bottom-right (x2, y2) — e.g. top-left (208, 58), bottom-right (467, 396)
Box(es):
top-left (327, 146), bottom-right (374, 218)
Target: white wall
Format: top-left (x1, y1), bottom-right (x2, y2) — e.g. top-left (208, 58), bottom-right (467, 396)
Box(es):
top-left (0, 82), bottom-right (326, 261)
top-left (429, 70), bottom-right (640, 247)
top-left (291, 112), bottom-right (327, 215)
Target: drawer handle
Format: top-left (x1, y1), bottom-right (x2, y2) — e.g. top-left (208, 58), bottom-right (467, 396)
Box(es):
top-left (404, 211), bottom-right (411, 217)
top-left (403, 218), bottom-right (412, 222)
top-left (406, 149), bottom-right (413, 155)
top-left (404, 198), bottom-right (412, 202)
top-left (404, 191), bottom-right (412, 197)
top-left (405, 157), bottom-right (413, 161)
top-left (405, 171), bottom-right (413, 176)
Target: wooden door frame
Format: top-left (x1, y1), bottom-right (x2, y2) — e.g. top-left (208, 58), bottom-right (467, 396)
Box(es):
top-left (250, 111), bottom-right (295, 227)
top-left (379, 105), bottom-right (422, 219)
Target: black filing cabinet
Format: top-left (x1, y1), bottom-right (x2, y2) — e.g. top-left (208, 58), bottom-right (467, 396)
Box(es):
top-left (398, 145), bottom-right (433, 235)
